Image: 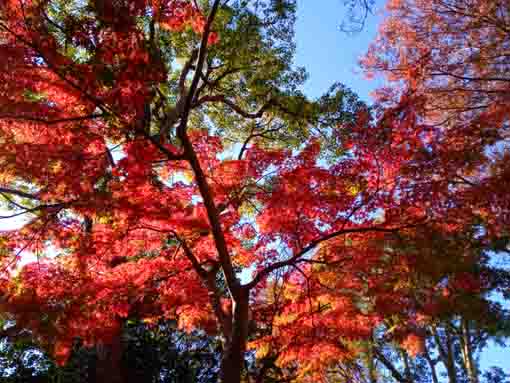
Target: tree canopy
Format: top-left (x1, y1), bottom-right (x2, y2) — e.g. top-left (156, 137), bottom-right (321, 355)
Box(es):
top-left (0, 0), bottom-right (508, 382)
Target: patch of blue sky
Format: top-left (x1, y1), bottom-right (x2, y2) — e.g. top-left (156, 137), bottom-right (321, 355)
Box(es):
top-left (294, 0), bottom-right (386, 102)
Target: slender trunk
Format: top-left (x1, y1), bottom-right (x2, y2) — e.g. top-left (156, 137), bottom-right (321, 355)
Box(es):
top-left (423, 341), bottom-right (440, 383)
top-left (445, 326), bottom-right (458, 383)
top-left (400, 349), bottom-right (413, 382)
top-left (460, 320), bottom-right (479, 383)
top-left (367, 339), bottom-right (378, 383)
top-left (220, 289), bottom-right (249, 383)
top-left (93, 338), bottom-right (125, 383)
top-left (431, 325), bottom-right (457, 383)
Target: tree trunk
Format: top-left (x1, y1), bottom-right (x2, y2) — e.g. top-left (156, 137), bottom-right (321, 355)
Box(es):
top-left (374, 347), bottom-right (412, 383)
top-left (431, 325), bottom-right (457, 383)
top-left (444, 326), bottom-right (458, 383)
top-left (93, 338), bottom-right (125, 383)
top-left (423, 342), bottom-right (440, 383)
top-left (400, 349), bottom-right (413, 382)
top-left (460, 320), bottom-right (479, 383)
top-left (220, 289), bottom-right (249, 383)
top-left (367, 339), bottom-right (378, 383)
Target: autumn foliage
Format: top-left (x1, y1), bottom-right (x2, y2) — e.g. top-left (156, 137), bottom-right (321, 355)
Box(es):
top-left (362, 0), bottom-right (510, 237)
top-left (0, 0), bottom-right (507, 382)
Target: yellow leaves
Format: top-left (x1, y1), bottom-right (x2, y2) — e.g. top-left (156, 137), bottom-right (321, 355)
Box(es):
top-left (322, 181), bottom-right (363, 200)
top-left (95, 213), bottom-right (113, 225)
top-left (0, 163), bottom-right (16, 184)
top-left (238, 201), bottom-right (256, 217)
top-left (393, 277), bottom-right (412, 292)
top-left (0, 236), bottom-right (11, 260)
top-left (273, 312), bottom-right (297, 327)
top-left (315, 294), bottom-right (331, 309)
top-left (282, 283), bottom-right (300, 301)
top-left (176, 304), bottom-right (215, 334)
top-left (181, 170), bottom-right (194, 184)
top-left (232, 248), bottom-right (255, 268)
top-left (248, 338), bottom-right (277, 362)
top-left (142, 316), bottom-right (158, 325)
top-left (48, 160), bottom-right (63, 174)
top-left (255, 342), bottom-right (270, 359)
top-left (317, 271), bottom-right (338, 287)
top-left (346, 182), bottom-right (361, 196)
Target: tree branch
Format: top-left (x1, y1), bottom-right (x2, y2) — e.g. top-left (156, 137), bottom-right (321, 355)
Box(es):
top-left (373, 347), bottom-right (411, 383)
top-left (195, 94), bottom-right (273, 119)
top-left (0, 202), bottom-right (67, 219)
top-left (174, 233), bottom-right (231, 338)
top-left (244, 222), bottom-right (424, 290)
top-left (0, 187), bottom-right (40, 200)
top-left (177, 0), bottom-right (222, 139)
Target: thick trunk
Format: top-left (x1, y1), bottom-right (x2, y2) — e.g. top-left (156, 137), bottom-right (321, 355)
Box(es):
top-left (445, 326), bottom-right (458, 383)
top-left (220, 289), bottom-right (249, 383)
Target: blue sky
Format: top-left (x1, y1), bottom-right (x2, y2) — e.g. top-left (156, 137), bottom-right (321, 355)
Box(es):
top-left (293, 0), bottom-right (510, 378)
top-left (294, 0), bottom-right (384, 101)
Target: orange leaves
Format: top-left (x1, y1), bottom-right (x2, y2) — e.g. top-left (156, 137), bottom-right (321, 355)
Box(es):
top-left (159, 1), bottom-right (200, 32)
top-left (3, 251), bottom-right (213, 364)
top-left (158, 1), bottom-right (219, 45)
top-left (0, 0), bottom-right (501, 378)
top-left (401, 333), bottom-right (425, 357)
top-left (210, 159), bottom-right (251, 194)
top-left (362, 0), bottom-right (510, 243)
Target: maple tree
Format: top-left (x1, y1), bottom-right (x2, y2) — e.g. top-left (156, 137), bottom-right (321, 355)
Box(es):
top-left (362, 0), bottom-right (510, 242)
top-left (358, 1), bottom-right (510, 381)
top-left (0, 0), bottom-right (504, 382)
